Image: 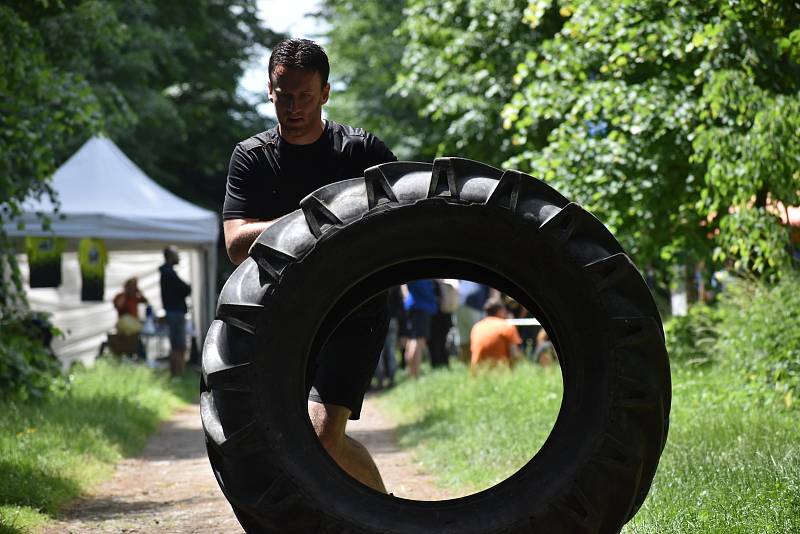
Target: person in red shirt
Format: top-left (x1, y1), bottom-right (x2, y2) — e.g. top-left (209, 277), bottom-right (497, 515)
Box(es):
top-left (113, 277), bottom-right (148, 320)
top-left (109, 277), bottom-right (148, 359)
top-left (470, 298), bottom-right (523, 371)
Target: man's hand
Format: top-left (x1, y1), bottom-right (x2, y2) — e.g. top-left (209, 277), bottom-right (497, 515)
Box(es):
top-left (223, 218), bottom-right (275, 265)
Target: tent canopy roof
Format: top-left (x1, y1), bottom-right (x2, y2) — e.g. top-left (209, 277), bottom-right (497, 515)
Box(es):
top-left (5, 136), bottom-right (218, 246)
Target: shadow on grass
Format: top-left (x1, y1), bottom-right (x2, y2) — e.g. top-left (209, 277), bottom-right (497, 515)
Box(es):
top-left (0, 460), bottom-right (83, 516)
top-left (392, 405), bottom-right (459, 448)
top-left (0, 514), bottom-right (36, 534)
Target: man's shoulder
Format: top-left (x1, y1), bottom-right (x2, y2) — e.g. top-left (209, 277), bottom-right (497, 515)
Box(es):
top-left (327, 121), bottom-right (395, 165)
top-left (237, 127), bottom-right (279, 152)
top-left (329, 121), bottom-right (386, 147)
top-left (328, 120), bottom-right (367, 138)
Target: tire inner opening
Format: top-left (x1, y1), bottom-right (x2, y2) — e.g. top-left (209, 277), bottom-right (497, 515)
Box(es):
top-left (306, 260), bottom-right (565, 501)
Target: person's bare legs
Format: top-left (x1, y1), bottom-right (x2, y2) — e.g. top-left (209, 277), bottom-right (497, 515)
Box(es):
top-left (170, 348), bottom-right (186, 376)
top-left (308, 401), bottom-right (386, 493)
top-left (403, 337), bottom-right (425, 378)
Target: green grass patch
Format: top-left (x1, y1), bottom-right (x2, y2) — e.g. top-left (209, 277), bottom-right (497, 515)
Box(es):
top-left (379, 362), bottom-right (800, 531)
top-left (624, 364), bottom-right (800, 533)
top-left (0, 360), bottom-right (199, 533)
top-left (378, 361), bottom-right (563, 495)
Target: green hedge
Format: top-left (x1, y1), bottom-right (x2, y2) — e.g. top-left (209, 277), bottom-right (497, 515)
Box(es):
top-left (664, 304), bottom-right (721, 365)
top-left (665, 272), bottom-right (800, 407)
top-left (0, 313), bottom-right (65, 401)
top-left (715, 273), bottom-right (800, 407)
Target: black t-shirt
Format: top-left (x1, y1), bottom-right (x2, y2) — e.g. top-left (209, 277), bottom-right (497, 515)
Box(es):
top-left (159, 264), bottom-right (191, 313)
top-left (223, 120), bottom-right (397, 221)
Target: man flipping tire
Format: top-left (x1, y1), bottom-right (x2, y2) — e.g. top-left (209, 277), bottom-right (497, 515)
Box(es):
top-left (222, 38), bottom-right (395, 493)
top-left (210, 36), bottom-right (671, 534)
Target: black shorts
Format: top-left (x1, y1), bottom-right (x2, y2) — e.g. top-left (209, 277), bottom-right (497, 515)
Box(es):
top-left (307, 293), bottom-right (389, 420)
top-left (408, 308), bottom-right (433, 339)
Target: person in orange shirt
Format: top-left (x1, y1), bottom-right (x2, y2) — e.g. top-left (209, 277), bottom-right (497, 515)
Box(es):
top-left (470, 297), bottom-right (523, 371)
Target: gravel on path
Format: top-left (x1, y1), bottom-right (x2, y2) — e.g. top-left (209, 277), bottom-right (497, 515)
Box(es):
top-left (41, 394), bottom-right (452, 533)
top-left (41, 404), bottom-right (242, 534)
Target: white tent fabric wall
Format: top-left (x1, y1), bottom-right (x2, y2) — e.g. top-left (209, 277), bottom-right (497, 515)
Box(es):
top-left (16, 249), bottom-right (200, 368)
top-left (2, 135), bottom-right (219, 366)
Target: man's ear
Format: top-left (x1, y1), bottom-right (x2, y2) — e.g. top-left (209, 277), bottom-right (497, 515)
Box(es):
top-left (321, 82), bottom-right (330, 105)
top-left (267, 79), bottom-right (274, 102)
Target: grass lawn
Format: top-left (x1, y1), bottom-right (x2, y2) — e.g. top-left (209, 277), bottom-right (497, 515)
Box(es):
top-left (378, 361), bottom-right (800, 532)
top-left (0, 360), bottom-right (198, 534)
top-left (378, 362), bottom-right (563, 496)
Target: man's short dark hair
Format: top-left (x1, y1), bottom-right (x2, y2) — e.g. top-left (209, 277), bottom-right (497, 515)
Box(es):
top-left (484, 297), bottom-right (507, 317)
top-left (268, 38), bottom-right (329, 87)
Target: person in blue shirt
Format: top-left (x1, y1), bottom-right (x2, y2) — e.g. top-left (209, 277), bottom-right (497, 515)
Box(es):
top-left (402, 279), bottom-right (438, 378)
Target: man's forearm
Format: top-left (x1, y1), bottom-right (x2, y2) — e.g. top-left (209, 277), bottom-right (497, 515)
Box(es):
top-left (226, 221), bottom-right (274, 265)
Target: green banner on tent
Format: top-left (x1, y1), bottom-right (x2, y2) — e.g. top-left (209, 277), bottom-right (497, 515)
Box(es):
top-left (79, 238), bottom-right (108, 301)
top-left (25, 236), bottom-right (65, 288)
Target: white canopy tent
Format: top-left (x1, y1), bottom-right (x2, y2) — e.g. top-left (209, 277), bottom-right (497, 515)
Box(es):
top-left (4, 136), bottom-right (219, 367)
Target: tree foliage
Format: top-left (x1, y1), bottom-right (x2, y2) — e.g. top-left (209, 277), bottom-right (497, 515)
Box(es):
top-left (1, 1), bottom-right (280, 303)
top-left (504, 0), bottom-right (800, 271)
top-left (1, 3), bottom-right (104, 315)
top-left (26, 0), bottom-right (282, 209)
top-left (393, 0), bottom-right (554, 167)
top-left (325, 0), bottom-right (800, 277)
top-left (1, 0), bottom-right (280, 397)
top-left (319, 0), bottom-right (436, 161)
top-left (322, 0), bottom-right (553, 165)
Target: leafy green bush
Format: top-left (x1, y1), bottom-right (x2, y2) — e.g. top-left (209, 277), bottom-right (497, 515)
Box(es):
top-left (664, 304), bottom-right (721, 365)
top-left (715, 273), bottom-right (800, 407)
top-left (0, 313), bottom-right (66, 401)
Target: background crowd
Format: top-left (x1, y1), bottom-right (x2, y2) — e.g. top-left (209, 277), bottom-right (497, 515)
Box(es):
top-left (373, 279), bottom-right (556, 389)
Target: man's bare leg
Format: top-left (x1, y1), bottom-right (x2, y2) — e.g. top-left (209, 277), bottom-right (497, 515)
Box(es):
top-left (308, 401), bottom-right (386, 493)
top-left (404, 338), bottom-right (424, 378)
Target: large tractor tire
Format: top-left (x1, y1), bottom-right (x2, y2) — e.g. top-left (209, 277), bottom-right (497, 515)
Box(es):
top-left (201, 157), bottom-right (671, 533)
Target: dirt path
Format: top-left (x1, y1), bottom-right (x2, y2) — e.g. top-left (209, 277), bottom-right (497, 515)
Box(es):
top-left (350, 393), bottom-right (456, 501)
top-left (42, 394), bottom-right (451, 533)
top-left (41, 404), bottom-right (243, 534)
